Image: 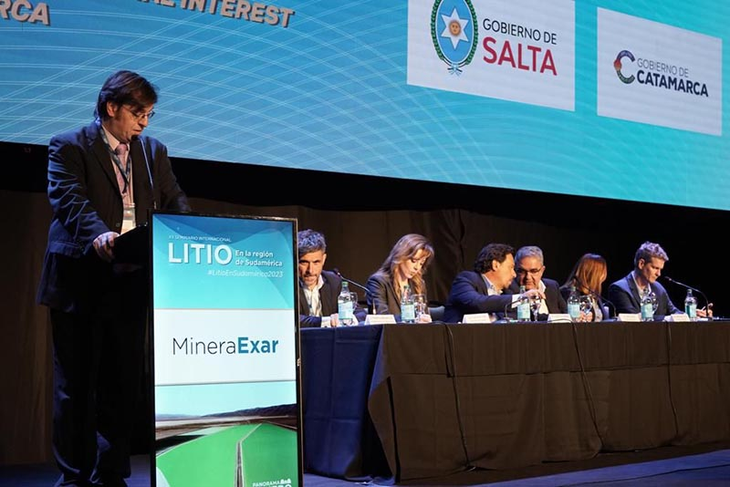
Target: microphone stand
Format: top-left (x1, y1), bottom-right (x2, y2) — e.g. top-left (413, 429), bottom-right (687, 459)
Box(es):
top-left (132, 135), bottom-right (157, 209)
top-left (502, 297), bottom-right (517, 323)
top-left (664, 276), bottom-right (713, 321)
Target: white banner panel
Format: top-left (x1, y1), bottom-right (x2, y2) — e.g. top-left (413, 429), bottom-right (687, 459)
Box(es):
top-left (597, 8), bottom-right (722, 135)
top-left (407, 0), bottom-right (575, 111)
top-left (154, 308), bottom-right (296, 386)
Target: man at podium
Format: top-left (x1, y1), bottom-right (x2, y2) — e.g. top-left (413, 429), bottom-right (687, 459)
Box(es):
top-left (36, 70), bottom-right (190, 487)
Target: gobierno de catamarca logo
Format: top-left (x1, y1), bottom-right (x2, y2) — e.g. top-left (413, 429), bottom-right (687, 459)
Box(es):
top-left (431, 0), bottom-right (479, 75)
top-left (613, 49), bottom-right (709, 96)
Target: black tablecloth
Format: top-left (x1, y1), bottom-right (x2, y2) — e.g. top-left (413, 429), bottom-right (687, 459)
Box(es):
top-left (301, 321), bottom-right (730, 482)
top-left (300, 325), bottom-right (389, 480)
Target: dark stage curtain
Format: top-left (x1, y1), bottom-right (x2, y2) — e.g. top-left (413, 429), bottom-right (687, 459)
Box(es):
top-left (2, 142), bottom-right (728, 465)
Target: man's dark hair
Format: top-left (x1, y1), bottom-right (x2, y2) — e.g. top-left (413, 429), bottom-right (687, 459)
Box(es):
top-left (297, 229), bottom-right (326, 258)
top-left (474, 243), bottom-right (514, 273)
top-left (95, 70), bottom-right (158, 120)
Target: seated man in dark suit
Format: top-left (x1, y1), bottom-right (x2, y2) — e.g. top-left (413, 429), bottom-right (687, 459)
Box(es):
top-left (507, 245), bottom-right (567, 320)
top-left (298, 229), bottom-right (366, 327)
top-left (607, 241), bottom-right (683, 320)
top-left (444, 243), bottom-right (543, 323)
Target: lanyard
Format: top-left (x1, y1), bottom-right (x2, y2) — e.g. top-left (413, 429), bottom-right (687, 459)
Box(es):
top-left (99, 125), bottom-right (131, 195)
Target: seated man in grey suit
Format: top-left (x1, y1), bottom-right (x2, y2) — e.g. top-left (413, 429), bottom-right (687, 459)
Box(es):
top-left (607, 241), bottom-right (694, 320)
top-left (444, 243), bottom-right (543, 323)
top-left (507, 245), bottom-right (567, 320)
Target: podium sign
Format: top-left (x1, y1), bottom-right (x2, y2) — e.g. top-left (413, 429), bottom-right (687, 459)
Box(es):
top-left (149, 212), bottom-right (301, 487)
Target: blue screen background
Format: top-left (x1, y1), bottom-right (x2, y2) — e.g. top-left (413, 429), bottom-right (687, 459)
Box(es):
top-left (0, 1), bottom-right (727, 210)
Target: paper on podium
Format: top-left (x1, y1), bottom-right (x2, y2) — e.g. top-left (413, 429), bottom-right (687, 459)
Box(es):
top-left (666, 313), bottom-right (690, 322)
top-left (462, 313), bottom-right (493, 324)
top-left (365, 314), bottom-right (396, 325)
top-left (114, 224), bottom-right (149, 265)
top-left (617, 313), bottom-right (641, 322)
top-left (547, 313), bottom-right (572, 323)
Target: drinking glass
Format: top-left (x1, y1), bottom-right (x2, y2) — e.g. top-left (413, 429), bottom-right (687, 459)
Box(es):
top-left (346, 292), bottom-right (358, 325)
top-left (413, 294), bottom-right (430, 322)
top-left (530, 296), bottom-right (542, 321)
top-left (579, 296), bottom-right (593, 322)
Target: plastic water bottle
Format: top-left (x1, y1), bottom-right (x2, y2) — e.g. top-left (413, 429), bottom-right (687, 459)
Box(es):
top-left (641, 287), bottom-right (655, 322)
top-left (517, 285), bottom-right (530, 322)
top-left (400, 284), bottom-right (416, 323)
top-left (337, 281), bottom-right (354, 326)
top-left (567, 285), bottom-right (581, 322)
top-left (684, 289), bottom-right (697, 321)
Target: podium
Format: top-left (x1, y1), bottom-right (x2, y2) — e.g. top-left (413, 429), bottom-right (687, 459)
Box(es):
top-left (114, 223), bottom-right (149, 265)
top-left (142, 211), bottom-right (302, 487)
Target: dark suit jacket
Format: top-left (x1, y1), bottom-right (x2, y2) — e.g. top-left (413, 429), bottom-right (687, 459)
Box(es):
top-left (508, 277), bottom-right (567, 319)
top-left (366, 272), bottom-right (429, 321)
top-left (366, 273), bottom-right (403, 317)
top-left (443, 271), bottom-right (515, 323)
top-left (37, 121), bottom-right (190, 313)
top-left (607, 272), bottom-right (681, 319)
top-left (299, 270), bottom-right (367, 327)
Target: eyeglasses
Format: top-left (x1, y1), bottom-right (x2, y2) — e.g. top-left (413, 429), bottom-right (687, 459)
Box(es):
top-left (516, 267), bottom-right (544, 275)
top-left (123, 105), bottom-right (155, 121)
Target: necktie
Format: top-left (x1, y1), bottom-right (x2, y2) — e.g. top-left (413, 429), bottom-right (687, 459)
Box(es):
top-left (114, 143), bottom-right (129, 194)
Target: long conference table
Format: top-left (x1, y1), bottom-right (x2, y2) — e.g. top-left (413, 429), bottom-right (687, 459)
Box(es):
top-left (300, 321), bottom-right (730, 482)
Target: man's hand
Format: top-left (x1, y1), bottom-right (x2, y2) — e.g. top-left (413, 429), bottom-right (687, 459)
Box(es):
top-left (522, 288), bottom-right (546, 301)
top-left (329, 313), bottom-right (341, 327)
top-left (93, 231), bottom-right (119, 262)
top-left (698, 303), bottom-right (713, 318)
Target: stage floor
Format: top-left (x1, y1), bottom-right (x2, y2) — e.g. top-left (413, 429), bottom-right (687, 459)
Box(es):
top-left (2, 443), bottom-right (729, 486)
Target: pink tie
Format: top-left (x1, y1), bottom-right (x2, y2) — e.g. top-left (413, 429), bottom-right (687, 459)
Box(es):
top-left (115, 143), bottom-right (129, 195)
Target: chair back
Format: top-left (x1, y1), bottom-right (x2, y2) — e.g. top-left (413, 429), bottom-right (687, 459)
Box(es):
top-left (429, 305), bottom-right (445, 322)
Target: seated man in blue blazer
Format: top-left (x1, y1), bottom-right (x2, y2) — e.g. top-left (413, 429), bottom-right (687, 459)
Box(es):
top-left (444, 243), bottom-right (543, 323)
top-left (507, 245), bottom-right (567, 320)
top-left (607, 241), bottom-right (682, 320)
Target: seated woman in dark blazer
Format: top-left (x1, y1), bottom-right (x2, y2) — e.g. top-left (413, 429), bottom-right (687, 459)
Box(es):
top-left (560, 253), bottom-right (610, 321)
top-left (366, 233), bottom-right (434, 322)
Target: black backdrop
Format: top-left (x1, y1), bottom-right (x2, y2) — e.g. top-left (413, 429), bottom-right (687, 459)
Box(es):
top-left (1, 140), bottom-right (727, 465)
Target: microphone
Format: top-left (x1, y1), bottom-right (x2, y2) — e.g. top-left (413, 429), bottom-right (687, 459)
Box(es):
top-left (332, 268), bottom-right (369, 294)
top-left (133, 135), bottom-right (156, 210)
top-left (663, 276), bottom-right (713, 320)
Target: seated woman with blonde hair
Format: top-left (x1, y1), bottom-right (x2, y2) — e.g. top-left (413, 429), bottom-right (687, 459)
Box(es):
top-left (366, 233), bottom-right (434, 323)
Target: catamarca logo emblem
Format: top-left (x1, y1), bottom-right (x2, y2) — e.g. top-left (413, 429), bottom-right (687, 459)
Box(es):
top-left (431, 0), bottom-right (479, 75)
top-left (613, 50), bottom-right (636, 84)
